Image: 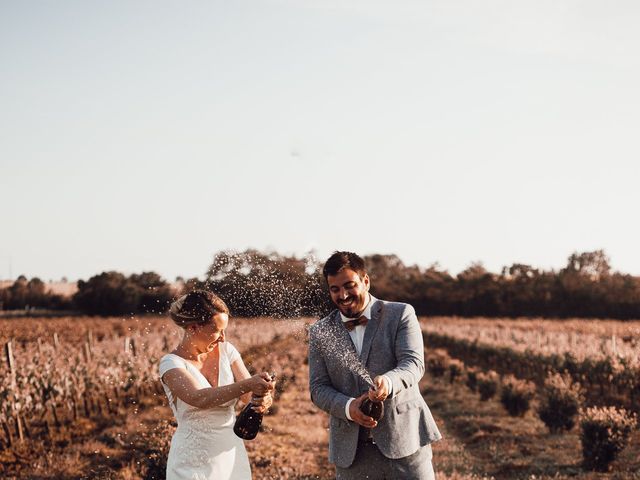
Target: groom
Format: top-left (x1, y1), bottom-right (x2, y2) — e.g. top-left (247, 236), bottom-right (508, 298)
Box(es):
top-left (308, 251), bottom-right (441, 479)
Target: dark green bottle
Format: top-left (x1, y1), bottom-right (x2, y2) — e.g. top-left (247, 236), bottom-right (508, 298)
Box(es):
top-left (233, 373), bottom-right (276, 440)
top-left (360, 398), bottom-right (384, 421)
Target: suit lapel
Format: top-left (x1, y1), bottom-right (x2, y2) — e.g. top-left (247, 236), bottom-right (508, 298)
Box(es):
top-left (360, 297), bottom-right (383, 366)
top-left (332, 310), bottom-right (359, 356)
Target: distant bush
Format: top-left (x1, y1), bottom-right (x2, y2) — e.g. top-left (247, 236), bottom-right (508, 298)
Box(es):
top-left (0, 276), bottom-right (73, 311)
top-left (426, 349), bottom-right (449, 378)
top-left (579, 406), bottom-right (637, 471)
top-left (476, 370), bottom-right (499, 401)
top-left (448, 358), bottom-right (464, 383)
top-left (74, 271), bottom-right (173, 316)
top-left (537, 373), bottom-right (584, 433)
top-left (129, 272), bottom-right (174, 314)
top-left (500, 374), bottom-right (535, 417)
top-left (465, 367), bottom-right (479, 392)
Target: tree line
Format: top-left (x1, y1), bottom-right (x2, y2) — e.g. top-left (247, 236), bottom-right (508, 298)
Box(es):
top-left (0, 272), bottom-right (173, 316)
top-left (0, 276), bottom-right (73, 311)
top-left (1, 249), bottom-right (639, 319)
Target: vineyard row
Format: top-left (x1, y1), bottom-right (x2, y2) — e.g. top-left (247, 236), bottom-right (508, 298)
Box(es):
top-left (422, 331), bottom-right (640, 411)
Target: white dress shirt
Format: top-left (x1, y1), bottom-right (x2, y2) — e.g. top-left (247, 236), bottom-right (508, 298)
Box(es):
top-left (340, 295), bottom-right (373, 355)
top-left (341, 294), bottom-right (392, 420)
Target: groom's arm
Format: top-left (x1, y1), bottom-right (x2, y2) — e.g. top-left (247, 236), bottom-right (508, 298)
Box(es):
top-left (308, 327), bottom-right (352, 421)
top-left (384, 304), bottom-right (425, 398)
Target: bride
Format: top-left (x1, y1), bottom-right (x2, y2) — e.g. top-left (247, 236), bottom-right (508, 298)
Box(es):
top-left (159, 289), bottom-right (276, 480)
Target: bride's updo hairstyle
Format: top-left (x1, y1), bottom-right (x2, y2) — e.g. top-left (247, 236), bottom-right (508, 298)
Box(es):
top-left (169, 290), bottom-right (230, 328)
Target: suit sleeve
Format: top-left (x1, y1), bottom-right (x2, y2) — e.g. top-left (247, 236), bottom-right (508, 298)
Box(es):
top-left (385, 304), bottom-right (425, 398)
top-left (308, 326), bottom-right (352, 421)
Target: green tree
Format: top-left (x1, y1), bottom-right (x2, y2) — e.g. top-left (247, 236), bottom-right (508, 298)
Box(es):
top-left (74, 272), bottom-right (140, 315)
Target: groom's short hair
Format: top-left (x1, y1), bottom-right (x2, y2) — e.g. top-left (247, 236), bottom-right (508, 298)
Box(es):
top-left (322, 251), bottom-right (367, 281)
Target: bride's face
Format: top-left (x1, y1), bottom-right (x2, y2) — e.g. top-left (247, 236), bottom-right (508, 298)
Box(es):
top-left (189, 313), bottom-right (228, 353)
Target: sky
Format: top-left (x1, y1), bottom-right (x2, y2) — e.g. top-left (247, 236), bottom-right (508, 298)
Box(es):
top-left (1, 0), bottom-right (639, 282)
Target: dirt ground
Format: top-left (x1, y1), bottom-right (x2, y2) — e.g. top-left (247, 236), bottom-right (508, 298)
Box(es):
top-left (2, 332), bottom-right (639, 479)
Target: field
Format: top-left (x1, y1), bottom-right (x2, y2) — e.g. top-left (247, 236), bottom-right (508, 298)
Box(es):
top-left (1, 315), bottom-right (639, 479)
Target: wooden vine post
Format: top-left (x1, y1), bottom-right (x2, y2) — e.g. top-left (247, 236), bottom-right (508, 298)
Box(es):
top-left (123, 336), bottom-right (137, 357)
top-left (5, 341), bottom-right (16, 387)
top-left (83, 342), bottom-right (92, 363)
top-left (20, 414), bottom-right (31, 439)
top-left (71, 398), bottom-right (78, 421)
top-left (15, 416), bottom-right (24, 443)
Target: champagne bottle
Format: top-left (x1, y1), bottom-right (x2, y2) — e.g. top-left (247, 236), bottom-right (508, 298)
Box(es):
top-left (233, 373), bottom-right (276, 440)
top-left (360, 397), bottom-right (384, 421)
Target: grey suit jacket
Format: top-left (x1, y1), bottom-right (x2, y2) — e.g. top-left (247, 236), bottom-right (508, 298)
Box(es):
top-left (308, 296), bottom-right (442, 468)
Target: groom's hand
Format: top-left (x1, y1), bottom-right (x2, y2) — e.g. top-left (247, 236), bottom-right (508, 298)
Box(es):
top-left (349, 393), bottom-right (378, 428)
top-left (368, 376), bottom-right (389, 402)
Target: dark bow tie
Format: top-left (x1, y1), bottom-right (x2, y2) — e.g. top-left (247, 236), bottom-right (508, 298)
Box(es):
top-left (344, 315), bottom-right (368, 331)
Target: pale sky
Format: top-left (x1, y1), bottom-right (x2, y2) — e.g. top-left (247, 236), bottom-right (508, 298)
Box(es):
top-left (1, 0), bottom-right (639, 282)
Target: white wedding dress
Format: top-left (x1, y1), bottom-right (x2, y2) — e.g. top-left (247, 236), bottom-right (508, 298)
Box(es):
top-left (159, 342), bottom-right (252, 480)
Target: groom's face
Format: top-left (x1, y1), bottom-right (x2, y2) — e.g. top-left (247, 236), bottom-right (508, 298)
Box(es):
top-left (327, 268), bottom-right (370, 318)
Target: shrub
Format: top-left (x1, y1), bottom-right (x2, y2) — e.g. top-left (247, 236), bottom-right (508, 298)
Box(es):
top-left (74, 272), bottom-right (139, 315)
top-left (426, 349), bottom-right (450, 378)
top-left (74, 271), bottom-right (173, 315)
top-left (465, 367), bottom-right (479, 392)
top-left (579, 406), bottom-right (637, 471)
top-left (0, 276), bottom-right (73, 310)
top-left (448, 359), bottom-right (465, 384)
top-left (476, 370), bottom-right (499, 401)
top-left (537, 372), bottom-right (584, 433)
top-left (500, 374), bottom-right (535, 417)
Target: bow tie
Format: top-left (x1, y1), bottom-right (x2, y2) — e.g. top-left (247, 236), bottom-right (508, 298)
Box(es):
top-left (344, 315), bottom-right (368, 331)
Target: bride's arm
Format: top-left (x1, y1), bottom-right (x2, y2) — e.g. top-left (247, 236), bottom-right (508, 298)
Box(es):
top-left (230, 358), bottom-right (254, 405)
top-left (162, 369), bottom-right (272, 409)
top-left (231, 358), bottom-right (275, 412)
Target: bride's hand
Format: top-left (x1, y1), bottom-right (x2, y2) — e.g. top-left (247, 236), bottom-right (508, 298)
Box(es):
top-left (251, 392), bottom-right (273, 413)
top-left (248, 372), bottom-right (275, 396)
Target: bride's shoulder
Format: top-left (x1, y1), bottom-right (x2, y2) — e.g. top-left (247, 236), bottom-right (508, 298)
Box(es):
top-left (160, 352), bottom-right (180, 361)
top-left (220, 341), bottom-right (237, 353)
top-left (159, 353), bottom-right (187, 371)
top-left (221, 341), bottom-right (241, 362)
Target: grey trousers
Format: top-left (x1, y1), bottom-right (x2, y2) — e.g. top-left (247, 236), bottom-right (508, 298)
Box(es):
top-left (336, 442), bottom-right (435, 480)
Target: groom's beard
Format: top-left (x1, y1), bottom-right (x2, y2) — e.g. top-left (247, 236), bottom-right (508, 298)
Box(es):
top-left (336, 294), bottom-right (367, 318)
